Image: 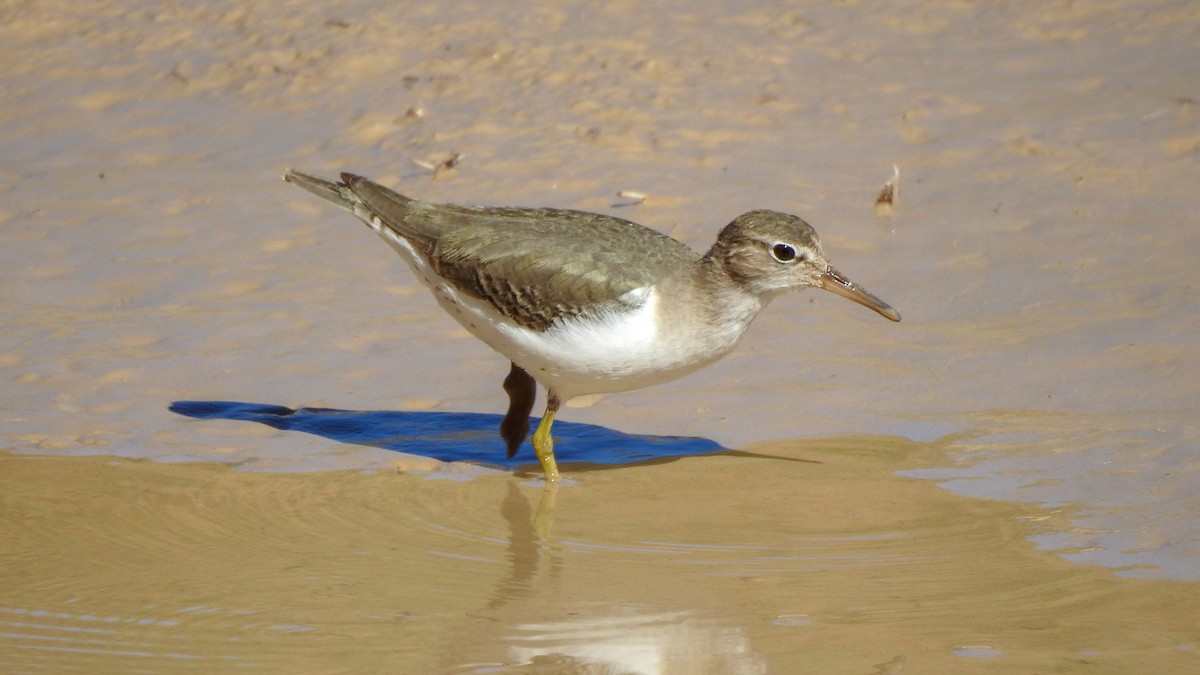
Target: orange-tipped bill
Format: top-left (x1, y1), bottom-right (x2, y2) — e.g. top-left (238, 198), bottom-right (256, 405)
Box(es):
top-left (819, 267), bottom-right (902, 322)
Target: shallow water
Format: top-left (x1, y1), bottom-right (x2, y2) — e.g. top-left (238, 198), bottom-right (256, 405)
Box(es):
top-left (2, 0), bottom-right (1200, 671)
top-left (4, 448), bottom-right (1197, 673)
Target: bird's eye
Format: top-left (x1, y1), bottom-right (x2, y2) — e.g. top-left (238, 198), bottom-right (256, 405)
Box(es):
top-left (771, 243), bottom-right (798, 263)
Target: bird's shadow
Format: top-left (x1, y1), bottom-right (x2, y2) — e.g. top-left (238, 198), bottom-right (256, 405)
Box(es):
top-left (168, 401), bottom-right (729, 472)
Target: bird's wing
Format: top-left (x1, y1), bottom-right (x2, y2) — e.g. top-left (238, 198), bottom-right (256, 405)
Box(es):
top-left (342, 175), bottom-right (696, 331)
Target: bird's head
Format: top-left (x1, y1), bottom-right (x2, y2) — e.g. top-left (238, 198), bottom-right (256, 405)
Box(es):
top-left (708, 210), bottom-right (901, 321)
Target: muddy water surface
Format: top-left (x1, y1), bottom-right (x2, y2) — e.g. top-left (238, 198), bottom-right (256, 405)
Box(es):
top-left (3, 447), bottom-right (1196, 673)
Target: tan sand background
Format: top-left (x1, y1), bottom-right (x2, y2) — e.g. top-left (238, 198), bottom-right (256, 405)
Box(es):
top-left (2, 0), bottom-right (1199, 671)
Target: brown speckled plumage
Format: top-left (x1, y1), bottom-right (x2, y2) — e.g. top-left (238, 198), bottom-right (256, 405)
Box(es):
top-left (345, 174), bottom-right (694, 331)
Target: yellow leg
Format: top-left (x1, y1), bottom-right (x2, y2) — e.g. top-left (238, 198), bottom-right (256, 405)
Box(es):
top-left (531, 392), bottom-right (561, 482)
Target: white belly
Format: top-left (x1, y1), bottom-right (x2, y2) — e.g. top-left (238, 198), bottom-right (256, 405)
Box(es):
top-left (443, 282), bottom-right (741, 399)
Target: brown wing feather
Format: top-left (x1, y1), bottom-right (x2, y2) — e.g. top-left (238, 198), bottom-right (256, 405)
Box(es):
top-left (346, 177), bottom-right (698, 331)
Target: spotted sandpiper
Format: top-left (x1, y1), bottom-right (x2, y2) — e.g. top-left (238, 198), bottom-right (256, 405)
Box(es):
top-left (284, 170), bottom-right (900, 481)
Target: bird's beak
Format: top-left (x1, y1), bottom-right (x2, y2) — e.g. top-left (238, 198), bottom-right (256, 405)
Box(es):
top-left (819, 266), bottom-right (902, 322)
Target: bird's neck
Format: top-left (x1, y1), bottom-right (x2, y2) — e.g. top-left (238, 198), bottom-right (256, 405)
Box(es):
top-left (678, 255), bottom-right (767, 342)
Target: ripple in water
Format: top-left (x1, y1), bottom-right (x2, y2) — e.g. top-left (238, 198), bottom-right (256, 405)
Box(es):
top-left (3, 440), bottom-right (1198, 673)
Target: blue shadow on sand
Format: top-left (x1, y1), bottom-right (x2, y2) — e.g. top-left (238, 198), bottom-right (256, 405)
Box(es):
top-left (169, 401), bottom-right (727, 472)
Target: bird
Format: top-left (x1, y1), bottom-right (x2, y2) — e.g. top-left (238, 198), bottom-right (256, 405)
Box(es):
top-left (283, 170), bottom-right (900, 482)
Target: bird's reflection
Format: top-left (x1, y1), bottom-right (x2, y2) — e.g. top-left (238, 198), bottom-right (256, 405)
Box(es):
top-left (485, 481), bottom-right (561, 610)
top-left (470, 480), bottom-right (766, 674)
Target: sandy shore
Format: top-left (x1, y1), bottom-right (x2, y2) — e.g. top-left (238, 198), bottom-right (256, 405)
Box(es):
top-left (2, 0), bottom-right (1199, 669)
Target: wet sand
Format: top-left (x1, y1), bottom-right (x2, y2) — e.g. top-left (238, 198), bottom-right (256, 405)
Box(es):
top-left (3, 0), bottom-right (1200, 671)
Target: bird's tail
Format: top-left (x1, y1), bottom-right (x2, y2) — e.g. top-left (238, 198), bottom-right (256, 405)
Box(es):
top-left (282, 169), bottom-right (359, 210)
top-left (283, 169), bottom-right (417, 225)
